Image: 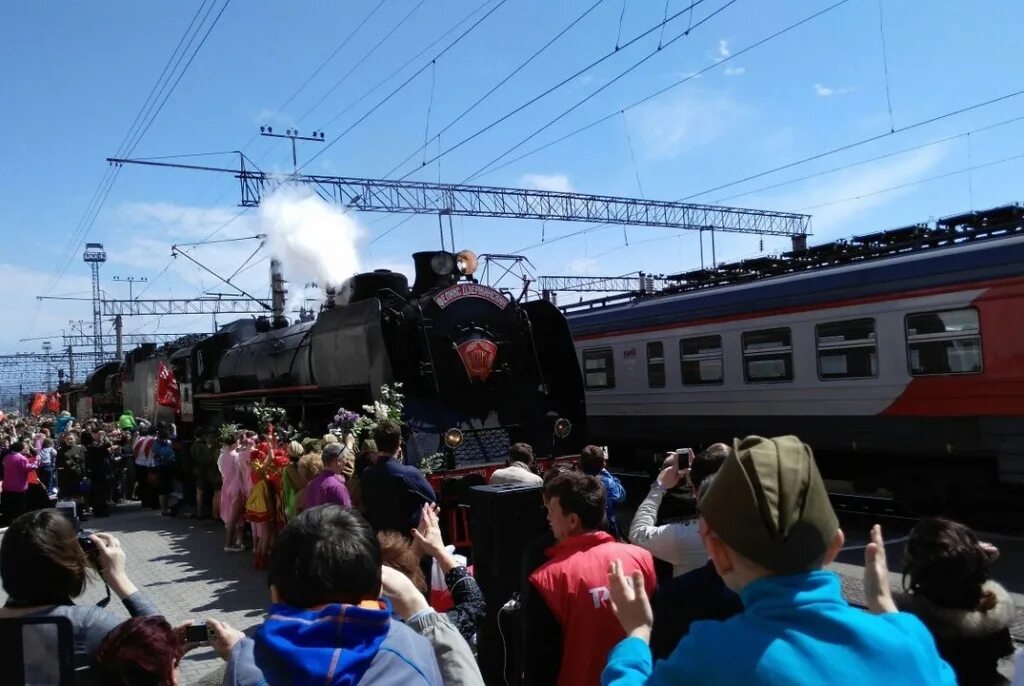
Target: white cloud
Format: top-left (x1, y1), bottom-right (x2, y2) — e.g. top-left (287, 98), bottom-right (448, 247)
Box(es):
top-left (518, 173), bottom-right (574, 193)
top-left (565, 257), bottom-right (598, 276)
top-left (631, 90), bottom-right (749, 160)
top-left (723, 66), bottom-right (745, 76)
top-left (717, 39), bottom-right (731, 59)
top-left (814, 83), bottom-right (852, 97)
top-left (253, 109), bottom-right (297, 129)
top-left (754, 145), bottom-right (949, 236)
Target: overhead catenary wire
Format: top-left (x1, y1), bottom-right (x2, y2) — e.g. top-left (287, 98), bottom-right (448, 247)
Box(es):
top-left (463, 0), bottom-right (739, 183)
top-left (397, 0), bottom-right (714, 182)
top-left (274, 0), bottom-right (391, 120)
top-left (122, 0), bottom-right (232, 158)
top-left (876, 0), bottom-right (895, 132)
top-left (475, 0), bottom-right (854, 183)
top-left (712, 112), bottom-right (1024, 204)
top-left (682, 85), bottom-right (1024, 201)
top-left (297, 0), bottom-right (426, 126)
top-left (295, 0), bottom-right (495, 157)
top-left (110, 0), bottom-right (216, 162)
top-left (797, 150), bottom-right (1024, 212)
top-left (299, 0), bottom-right (510, 172)
top-left (43, 0), bottom-right (233, 297)
top-left (380, 0), bottom-right (609, 180)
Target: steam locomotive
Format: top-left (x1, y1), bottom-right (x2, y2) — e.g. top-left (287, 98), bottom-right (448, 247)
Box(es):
top-left (68, 250), bottom-right (585, 468)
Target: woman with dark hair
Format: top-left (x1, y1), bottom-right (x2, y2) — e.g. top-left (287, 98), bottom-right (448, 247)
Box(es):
top-left (94, 616), bottom-right (184, 686)
top-left (898, 518), bottom-right (1016, 686)
top-left (0, 510), bottom-right (159, 680)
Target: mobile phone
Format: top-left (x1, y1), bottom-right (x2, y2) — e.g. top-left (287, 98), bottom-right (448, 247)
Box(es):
top-left (184, 622), bottom-right (210, 643)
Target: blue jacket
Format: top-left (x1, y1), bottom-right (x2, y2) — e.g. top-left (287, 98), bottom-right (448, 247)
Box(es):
top-left (599, 469), bottom-right (625, 537)
top-left (223, 600), bottom-right (442, 686)
top-left (359, 455), bottom-right (436, 532)
top-left (602, 570), bottom-right (956, 686)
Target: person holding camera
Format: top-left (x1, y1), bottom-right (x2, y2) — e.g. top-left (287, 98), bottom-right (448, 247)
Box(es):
top-left (628, 444), bottom-right (730, 578)
top-left (0, 509), bottom-right (160, 678)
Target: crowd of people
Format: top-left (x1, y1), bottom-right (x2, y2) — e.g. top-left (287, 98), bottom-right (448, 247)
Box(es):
top-left (0, 407), bottom-right (1021, 685)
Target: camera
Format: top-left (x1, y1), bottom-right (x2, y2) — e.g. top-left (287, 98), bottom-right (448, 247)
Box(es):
top-left (184, 622), bottom-right (211, 643)
top-left (78, 530), bottom-right (97, 555)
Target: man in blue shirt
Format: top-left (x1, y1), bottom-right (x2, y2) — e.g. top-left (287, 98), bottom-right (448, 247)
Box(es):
top-left (601, 435), bottom-right (956, 686)
top-left (579, 444), bottom-right (626, 538)
top-left (359, 419), bottom-right (436, 533)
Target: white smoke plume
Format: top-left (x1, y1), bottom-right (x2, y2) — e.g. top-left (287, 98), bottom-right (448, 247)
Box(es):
top-left (259, 186), bottom-right (363, 290)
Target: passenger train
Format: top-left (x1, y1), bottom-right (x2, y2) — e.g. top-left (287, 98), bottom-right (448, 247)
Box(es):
top-left (67, 250), bottom-right (585, 470)
top-left (564, 203), bottom-right (1024, 506)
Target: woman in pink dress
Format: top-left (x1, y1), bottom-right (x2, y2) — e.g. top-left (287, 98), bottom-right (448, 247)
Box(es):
top-left (217, 433), bottom-right (244, 552)
top-left (236, 432), bottom-right (259, 561)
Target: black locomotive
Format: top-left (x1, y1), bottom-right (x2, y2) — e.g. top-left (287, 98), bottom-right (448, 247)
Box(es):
top-left (70, 250), bottom-right (585, 469)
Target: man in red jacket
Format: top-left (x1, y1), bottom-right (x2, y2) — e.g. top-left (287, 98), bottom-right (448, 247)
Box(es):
top-left (523, 471), bottom-right (656, 686)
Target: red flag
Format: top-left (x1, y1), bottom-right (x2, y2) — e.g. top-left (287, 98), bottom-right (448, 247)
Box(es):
top-left (30, 393), bottom-right (46, 416)
top-left (47, 393), bottom-right (61, 413)
top-left (156, 361), bottom-right (181, 411)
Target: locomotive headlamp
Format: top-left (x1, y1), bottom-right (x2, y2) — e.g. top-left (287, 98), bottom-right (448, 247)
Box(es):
top-left (430, 252), bottom-right (456, 276)
top-left (553, 417), bottom-right (572, 439)
top-left (444, 428), bottom-right (464, 449)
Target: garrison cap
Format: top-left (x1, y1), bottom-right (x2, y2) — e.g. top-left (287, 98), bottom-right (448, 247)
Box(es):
top-left (700, 435), bottom-right (839, 574)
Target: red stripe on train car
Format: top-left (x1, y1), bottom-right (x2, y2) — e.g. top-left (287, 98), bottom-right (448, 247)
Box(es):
top-left (194, 385), bottom-right (320, 399)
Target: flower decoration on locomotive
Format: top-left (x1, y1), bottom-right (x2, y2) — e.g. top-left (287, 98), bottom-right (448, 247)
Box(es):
top-left (418, 452), bottom-right (446, 475)
top-left (250, 401), bottom-right (288, 434)
top-left (329, 383), bottom-right (404, 441)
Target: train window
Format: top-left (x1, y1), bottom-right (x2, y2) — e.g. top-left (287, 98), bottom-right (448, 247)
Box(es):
top-left (905, 308), bottom-right (982, 375)
top-left (679, 335), bottom-right (723, 385)
top-left (582, 348), bottom-right (615, 389)
top-left (742, 328), bottom-right (793, 383)
top-left (647, 342), bottom-right (666, 388)
top-left (816, 319), bottom-right (877, 380)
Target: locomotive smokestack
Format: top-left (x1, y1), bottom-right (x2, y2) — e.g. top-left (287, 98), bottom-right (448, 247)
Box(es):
top-left (270, 259), bottom-right (288, 327)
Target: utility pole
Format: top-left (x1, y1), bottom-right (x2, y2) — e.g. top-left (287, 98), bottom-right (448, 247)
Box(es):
top-left (112, 275), bottom-right (147, 301)
top-left (114, 315), bottom-right (123, 359)
top-left (67, 346), bottom-right (74, 385)
top-left (83, 243), bottom-right (107, 361)
top-left (259, 126), bottom-right (325, 174)
top-left (42, 341), bottom-right (52, 391)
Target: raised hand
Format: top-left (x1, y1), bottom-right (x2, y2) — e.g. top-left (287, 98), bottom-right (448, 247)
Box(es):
top-left (411, 503), bottom-right (445, 558)
top-left (206, 618), bottom-right (245, 661)
top-left (863, 524), bottom-right (897, 614)
top-left (656, 454), bottom-right (682, 490)
top-left (380, 565), bottom-right (429, 620)
top-left (607, 560), bottom-right (653, 643)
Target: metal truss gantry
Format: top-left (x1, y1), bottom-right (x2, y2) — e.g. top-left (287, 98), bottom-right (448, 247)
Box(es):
top-left (537, 273), bottom-right (669, 294)
top-left (39, 296), bottom-right (271, 316)
top-left (107, 157), bottom-right (812, 239)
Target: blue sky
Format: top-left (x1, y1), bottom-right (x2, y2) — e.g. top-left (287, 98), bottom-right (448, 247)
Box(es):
top-left (3, 0), bottom-right (1023, 359)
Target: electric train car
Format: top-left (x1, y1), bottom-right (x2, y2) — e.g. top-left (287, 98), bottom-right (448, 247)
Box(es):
top-left (564, 203), bottom-right (1024, 505)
